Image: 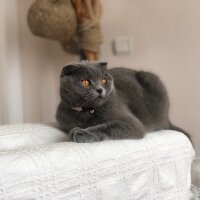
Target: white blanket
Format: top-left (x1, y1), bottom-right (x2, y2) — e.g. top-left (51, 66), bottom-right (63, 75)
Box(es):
top-left (0, 124), bottom-right (194, 200)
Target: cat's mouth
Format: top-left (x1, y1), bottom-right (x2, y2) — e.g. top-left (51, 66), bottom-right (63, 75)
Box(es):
top-left (82, 94), bottom-right (106, 107)
top-left (98, 93), bottom-right (105, 98)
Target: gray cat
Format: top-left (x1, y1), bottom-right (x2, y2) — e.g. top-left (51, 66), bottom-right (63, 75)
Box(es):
top-left (56, 61), bottom-right (191, 143)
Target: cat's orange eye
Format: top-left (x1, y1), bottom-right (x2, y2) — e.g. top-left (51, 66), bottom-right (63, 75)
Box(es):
top-left (81, 79), bottom-right (90, 87)
top-left (101, 78), bottom-right (107, 85)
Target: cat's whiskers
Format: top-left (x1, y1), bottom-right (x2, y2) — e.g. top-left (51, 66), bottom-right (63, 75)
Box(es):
top-left (79, 90), bottom-right (113, 108)
top-left (79, 93), bottom-right (95, 107)
top-left (103, 92), bottom-right (112, 101)
top-left (85, 94), bottom-right (97, 102)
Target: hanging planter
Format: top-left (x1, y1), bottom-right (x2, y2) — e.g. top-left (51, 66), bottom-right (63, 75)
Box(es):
top-left (27, 0), bottom-right (77, 42)
top-left (27, 0), bottom-right (102, 60)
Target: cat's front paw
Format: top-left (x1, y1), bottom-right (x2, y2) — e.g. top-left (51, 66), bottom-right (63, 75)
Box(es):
top-left (69, 127), bottom-right (98, 143)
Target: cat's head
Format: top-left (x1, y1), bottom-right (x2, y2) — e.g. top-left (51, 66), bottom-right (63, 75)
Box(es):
top-left (59, 61), bottom-right (114, 108)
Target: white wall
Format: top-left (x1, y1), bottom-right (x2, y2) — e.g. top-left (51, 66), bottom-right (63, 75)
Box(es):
top-left (1, 0), bottom-right (199, 155)
top-left (18, 0), bottom-right (78, 123)
top-left (101, 0), bottom-right (200, 154)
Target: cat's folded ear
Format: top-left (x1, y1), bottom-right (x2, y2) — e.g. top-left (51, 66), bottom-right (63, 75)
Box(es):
top-left (97, 62), bottom-right (108, 70)
top-left (60, 64), bottom-right (80, 77)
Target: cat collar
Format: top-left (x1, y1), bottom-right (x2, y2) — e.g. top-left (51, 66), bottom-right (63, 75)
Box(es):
top-left (72, 107), bottom-right (83, 112)
top-left (72, 107), bottom-right (95, 114)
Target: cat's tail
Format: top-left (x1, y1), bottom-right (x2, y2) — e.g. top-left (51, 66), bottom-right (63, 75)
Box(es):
top-left (168, 121), bottom-right (193, 144)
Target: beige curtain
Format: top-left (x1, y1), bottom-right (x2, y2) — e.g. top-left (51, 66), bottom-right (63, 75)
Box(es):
top-left (0, 0), bottom-right (23, 124)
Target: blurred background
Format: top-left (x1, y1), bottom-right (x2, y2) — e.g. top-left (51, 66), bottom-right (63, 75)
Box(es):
top-left (0, 0), bottom-right (199, 160)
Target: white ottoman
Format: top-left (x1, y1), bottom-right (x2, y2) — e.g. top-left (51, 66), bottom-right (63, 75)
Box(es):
top-left (0, 124), bottom-right (194, 200)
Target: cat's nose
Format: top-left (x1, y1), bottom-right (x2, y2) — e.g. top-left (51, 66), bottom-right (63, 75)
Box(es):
top-left (97, 88), bottom-right (103, 94)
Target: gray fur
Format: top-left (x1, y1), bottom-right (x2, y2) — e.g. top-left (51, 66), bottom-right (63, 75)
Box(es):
top-left (56, 61), bottom-right (191, 143)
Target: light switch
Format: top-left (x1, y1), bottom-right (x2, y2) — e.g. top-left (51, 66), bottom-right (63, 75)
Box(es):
top-left (113, 36), bottom-right (133, 55)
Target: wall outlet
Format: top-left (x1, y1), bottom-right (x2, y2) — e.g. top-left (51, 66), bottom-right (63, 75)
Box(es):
top-left (113, 36), bottom-right (133, 55)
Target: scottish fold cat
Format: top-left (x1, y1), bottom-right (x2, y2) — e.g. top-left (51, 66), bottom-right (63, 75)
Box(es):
top-left (56, 61), bottom-right (190, 143)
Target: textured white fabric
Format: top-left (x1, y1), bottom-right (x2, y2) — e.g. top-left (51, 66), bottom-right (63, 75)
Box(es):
top-left (0, 124), bottom-right (194, 200)
top-left (0, 123), bottom-right (66, 152)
